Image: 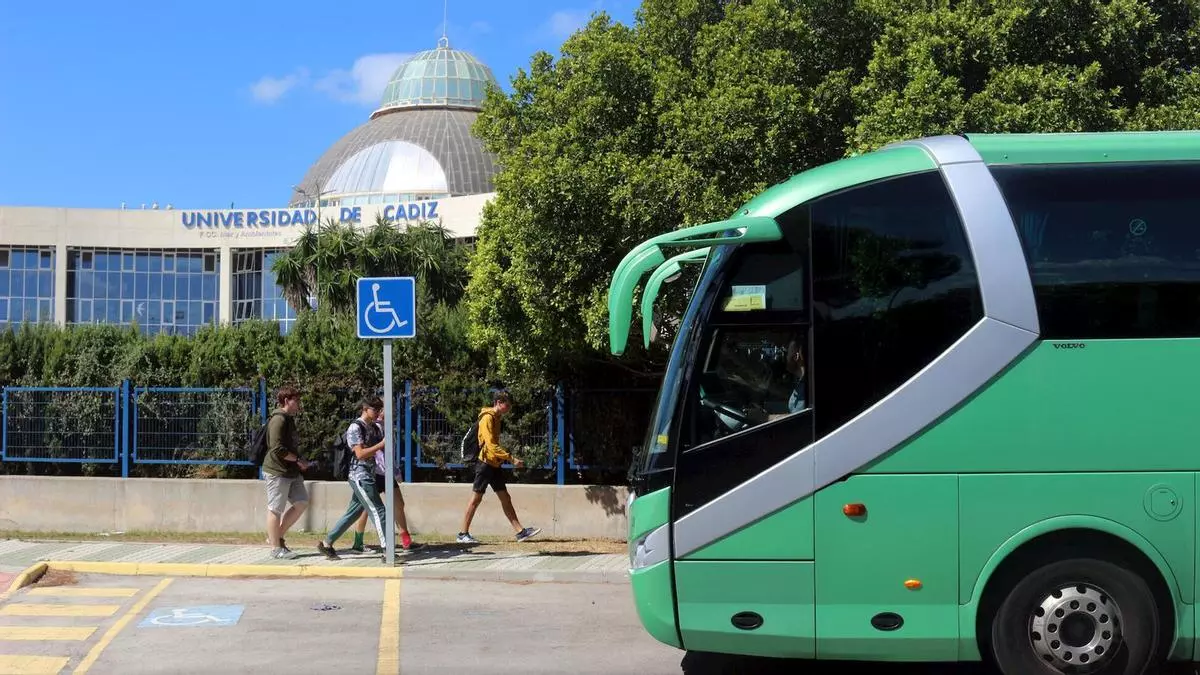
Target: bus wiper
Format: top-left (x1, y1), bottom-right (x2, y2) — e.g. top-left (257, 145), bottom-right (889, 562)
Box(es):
top-left (607, 216), bottom-right (781, 356)
top-left (640, 247), bottom-right (711, 349)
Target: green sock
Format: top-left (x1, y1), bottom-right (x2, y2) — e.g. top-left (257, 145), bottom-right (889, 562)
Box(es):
top-left (353, 531), bottom-right (364, 548)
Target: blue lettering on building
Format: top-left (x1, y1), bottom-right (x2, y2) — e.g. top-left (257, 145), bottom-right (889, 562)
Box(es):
top-left (181, 200), bottom-right (442, 230)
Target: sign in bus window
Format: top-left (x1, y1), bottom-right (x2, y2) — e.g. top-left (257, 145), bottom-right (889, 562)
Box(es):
top-left (716, 245), bottom-right (806, 313)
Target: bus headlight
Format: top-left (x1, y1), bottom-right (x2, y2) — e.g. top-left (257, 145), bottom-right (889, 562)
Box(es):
top-left (630, 524), bottom-right (668, 570)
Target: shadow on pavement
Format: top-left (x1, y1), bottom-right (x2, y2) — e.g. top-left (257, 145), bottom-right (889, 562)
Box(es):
top-left (679, 652), bottom-right (1200, 675)
top-left (679, 652), bottom-right (992, 675)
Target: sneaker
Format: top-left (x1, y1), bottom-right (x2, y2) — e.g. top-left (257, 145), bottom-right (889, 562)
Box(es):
top-left (317, 541), bottom-right (341, 560)
top-left (516, 527), bottom-right (542, 543)
top-left (272, 547), bottom-right (298, 560)
top-left (456, 532), bottom-right (480, 544)
top-left (349, 543), bottom-right (365, 554)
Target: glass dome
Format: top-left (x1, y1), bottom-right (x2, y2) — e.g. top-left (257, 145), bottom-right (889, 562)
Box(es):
top-left (372, 37), bottom-right (498, 117)
top-left (323, 140), bottom-right (449, 197)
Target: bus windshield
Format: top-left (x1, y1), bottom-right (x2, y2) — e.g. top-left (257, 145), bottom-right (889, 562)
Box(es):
top-left (636, 245), bottom-right (731, 479)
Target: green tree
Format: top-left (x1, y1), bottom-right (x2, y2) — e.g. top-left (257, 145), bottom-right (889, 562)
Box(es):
top-left (467, 0), bottom-right (875, 381)
top-left (848, 0), bottom-right (1200, 150)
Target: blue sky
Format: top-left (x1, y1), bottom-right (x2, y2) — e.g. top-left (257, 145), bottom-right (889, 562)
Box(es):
top-left (0, 0), bottom-right (637, 210)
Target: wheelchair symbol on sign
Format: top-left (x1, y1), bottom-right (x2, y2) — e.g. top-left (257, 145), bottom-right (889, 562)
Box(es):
top-left (363, 282), bottom-right (409, 335)
top-left (150, 608), bottom-right (233, 626)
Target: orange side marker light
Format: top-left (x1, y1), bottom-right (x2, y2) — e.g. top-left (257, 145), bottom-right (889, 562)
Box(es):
top-left (905, 579), bottom-right (923, 590)
top-left (842, 503), bottom-right (866, 517)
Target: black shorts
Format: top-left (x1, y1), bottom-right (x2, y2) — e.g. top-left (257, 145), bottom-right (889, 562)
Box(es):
top-left (472, 462), bottom-right (507, 494)
top-left (371, 475), bottom-right (402, 498)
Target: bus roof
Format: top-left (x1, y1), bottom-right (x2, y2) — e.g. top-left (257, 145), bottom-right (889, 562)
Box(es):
top-left (965, 130), bottom-right (1200, 165)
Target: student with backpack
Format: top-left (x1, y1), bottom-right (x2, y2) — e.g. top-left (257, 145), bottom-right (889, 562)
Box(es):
top-left (316, 397), bottom-right (410, 562)
top-left (456, 391), bottom-right (541, 544)
top-left (254, 386), bottom-right (311, 560)
top-left (348, 407), bottom-right (421, 554)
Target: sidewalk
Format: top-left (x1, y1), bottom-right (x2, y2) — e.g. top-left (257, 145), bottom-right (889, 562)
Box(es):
top-left (0, 539), bottom-right (630, 584)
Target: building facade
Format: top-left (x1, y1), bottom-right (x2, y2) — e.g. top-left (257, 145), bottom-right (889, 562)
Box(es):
top-left (0, 38), bottom-right (498, 336)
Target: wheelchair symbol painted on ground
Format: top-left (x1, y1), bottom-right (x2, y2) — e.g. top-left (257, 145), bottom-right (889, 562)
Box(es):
top-left (140, 604), bottom-right (244, 628)
top-left (356, 277), bottom-right (417, 339)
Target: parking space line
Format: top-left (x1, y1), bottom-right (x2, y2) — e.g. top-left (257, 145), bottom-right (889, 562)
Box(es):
top-left (72, 578), bottom-right (172, 675)
top-left (0, 654), bottom-right (70, 674)
top-left (0, 626), bottom-right (97, 641)
top-left (376, 579), bottom-right (401, 675)
top-left (26, 588), bottom-right (140, 598)
top-left (0, 604), bottom-right (120, 617)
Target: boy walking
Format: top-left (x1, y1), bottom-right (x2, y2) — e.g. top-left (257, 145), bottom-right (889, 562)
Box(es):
top-left (263, 386), bottom-right (310, 560)
top-left (349, 408), bottom-right (420, 554)
top-left (456, 391), bottom-right (541, 544)
top-left (318, 397), bottom-right (415, 561)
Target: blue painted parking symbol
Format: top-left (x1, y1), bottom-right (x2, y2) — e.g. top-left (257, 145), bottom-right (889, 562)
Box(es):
top-left (140, 605), bottom-right (244, 628)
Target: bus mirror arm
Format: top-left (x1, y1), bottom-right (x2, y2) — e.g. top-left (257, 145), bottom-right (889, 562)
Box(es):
top-left (607, 216), bottom-right (783, 356)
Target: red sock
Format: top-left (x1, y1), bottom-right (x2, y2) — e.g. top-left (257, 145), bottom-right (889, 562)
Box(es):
top-left (401, 531), bottom-right (412, 548)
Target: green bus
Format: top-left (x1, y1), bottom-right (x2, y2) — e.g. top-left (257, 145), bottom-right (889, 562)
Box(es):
top-left (608, 131), bottom-right (1200, 674)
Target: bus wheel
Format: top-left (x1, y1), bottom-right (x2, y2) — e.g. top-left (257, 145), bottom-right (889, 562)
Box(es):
top-left (989, 557), bottom-right (1160, 675)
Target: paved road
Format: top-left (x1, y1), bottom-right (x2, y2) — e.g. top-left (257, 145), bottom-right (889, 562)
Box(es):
top-left (2, 572), bottom-right (1193, 674)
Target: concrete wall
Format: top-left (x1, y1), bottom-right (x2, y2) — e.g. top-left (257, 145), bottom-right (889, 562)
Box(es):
top-left (0, 476), bottom-right (630, 540)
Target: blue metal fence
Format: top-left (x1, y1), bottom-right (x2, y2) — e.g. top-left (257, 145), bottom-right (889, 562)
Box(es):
top-left (0, 386), bottom-right (121, 465)
top-left (405, 384), bottom-right (557, 473)
top-left (131, 387), bottom-right (259, 467)
top-left (1, 379), bottom-right (639, 484)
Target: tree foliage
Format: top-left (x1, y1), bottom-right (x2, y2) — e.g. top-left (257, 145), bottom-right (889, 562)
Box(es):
top-left (271, 215), bottom-right (470, 316)
top-left (465, 0), bottom-right (1200, 382)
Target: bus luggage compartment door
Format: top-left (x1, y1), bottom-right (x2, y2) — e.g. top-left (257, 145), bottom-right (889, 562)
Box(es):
top-left (814, 474), bottom-right (959, 661)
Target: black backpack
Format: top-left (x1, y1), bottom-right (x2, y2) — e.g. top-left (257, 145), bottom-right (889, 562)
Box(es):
top-left (247, 412), bottom-right (284, 467)
top-left (332, 419), bottom-right (370, 480)
top-left (460, 410), bottom-right (497, 465)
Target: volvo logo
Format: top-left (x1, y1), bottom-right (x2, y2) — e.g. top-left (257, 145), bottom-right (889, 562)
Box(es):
top-left (1052, 342), bottom-right (1086, 350)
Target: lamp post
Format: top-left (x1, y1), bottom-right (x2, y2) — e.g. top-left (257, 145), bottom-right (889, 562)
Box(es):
top-left (291, 184), bottom-right (334, 228)
top-left (290, 184), bottom-right (335, 312)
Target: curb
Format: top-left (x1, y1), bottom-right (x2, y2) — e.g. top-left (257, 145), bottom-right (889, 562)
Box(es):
top-left (401, 566), bottom-right (628, 585)
top-left (45, 561), bottom-right (403, 579)
top-left (0, 562), bottom-right (48, 600)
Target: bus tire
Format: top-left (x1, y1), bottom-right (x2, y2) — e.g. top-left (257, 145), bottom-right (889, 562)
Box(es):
top-left (989, 556), bottom-right (1161, 675)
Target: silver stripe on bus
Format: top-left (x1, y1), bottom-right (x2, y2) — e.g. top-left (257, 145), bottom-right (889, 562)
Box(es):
top-left (670, 135), bottom-right (1040, 560)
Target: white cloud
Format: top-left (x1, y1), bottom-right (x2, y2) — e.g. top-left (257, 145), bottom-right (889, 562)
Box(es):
top-left (247, 53), bottom-right (410, 107)
top-left (249, 68), bottom-right (309, 104)
top-left (545, 10), bottom-right (591, 40)
top-left (313, 52), bottom-right (412, 105)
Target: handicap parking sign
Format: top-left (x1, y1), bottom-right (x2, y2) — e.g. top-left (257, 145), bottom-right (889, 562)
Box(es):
top-left (139, 605), bottom-right (244, 628)
top-left (356, 277), bottom-right (417, 339)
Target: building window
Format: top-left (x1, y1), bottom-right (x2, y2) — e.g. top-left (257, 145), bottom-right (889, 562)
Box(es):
top-left (231, 249), bottom-right (299, 334)
top-left (0, 246), bottom-right (55, 328)
top-left (66, 247), bottom-right (219, 336)
top-left (992, 162), bottom-right (1200, 339)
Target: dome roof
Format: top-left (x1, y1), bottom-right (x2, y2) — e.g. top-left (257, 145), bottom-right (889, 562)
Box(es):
top-left (324, 140), bottom-right (449, 196)
top-left (290, 108), bottom-right (495, 205)
top-left (372, 37), bottom-right (498, 118)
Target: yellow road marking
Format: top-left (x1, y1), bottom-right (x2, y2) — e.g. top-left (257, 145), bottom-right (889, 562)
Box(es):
top-left (0, 604), bottom-right (119, 617)
top-left (26, 588), bottom-right (140, 598)
top-left (376, 578), bottom-right (401, 675)
top-left (0, 626), bottom-right (97, 640)
top-left (72, 578), bottom-right (172, 675)
top-left (0, 655), bottom-right (69, 674)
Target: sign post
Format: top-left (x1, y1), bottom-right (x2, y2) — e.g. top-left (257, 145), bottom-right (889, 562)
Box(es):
top-left (356, 277), bottom-right (417, 566)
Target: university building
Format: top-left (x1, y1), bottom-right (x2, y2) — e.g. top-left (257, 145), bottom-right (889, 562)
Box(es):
top-left (0, 37), bottom-right (498, 335)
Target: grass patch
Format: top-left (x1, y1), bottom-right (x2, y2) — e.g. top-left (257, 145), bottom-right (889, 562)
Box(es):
top-left (0, 530), bottom-right (627, 555)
